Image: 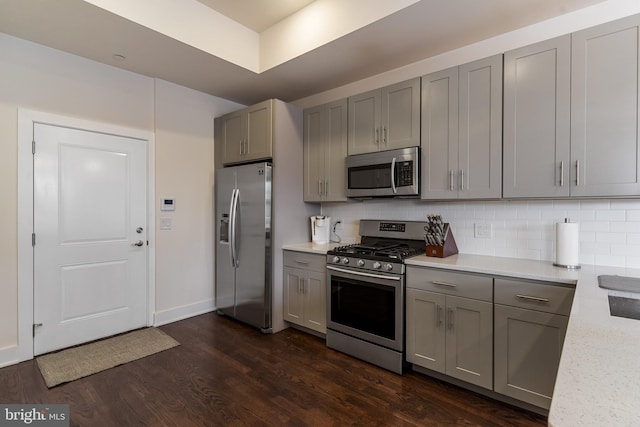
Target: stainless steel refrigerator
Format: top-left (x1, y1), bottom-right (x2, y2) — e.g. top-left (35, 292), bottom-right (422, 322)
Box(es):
top-left (215, 162), bottom-right (272, 332)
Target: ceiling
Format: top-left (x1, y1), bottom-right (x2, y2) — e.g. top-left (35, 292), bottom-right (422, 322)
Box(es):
top-left (0, 0), bottom-right (607, 106)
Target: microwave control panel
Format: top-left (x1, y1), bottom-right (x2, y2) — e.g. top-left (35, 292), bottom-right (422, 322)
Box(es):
top-left (396, 161), bottom-right (414, 186)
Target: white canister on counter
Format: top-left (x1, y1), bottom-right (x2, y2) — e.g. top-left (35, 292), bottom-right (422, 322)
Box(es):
top-left (554, 218), bottom-right (580, 269)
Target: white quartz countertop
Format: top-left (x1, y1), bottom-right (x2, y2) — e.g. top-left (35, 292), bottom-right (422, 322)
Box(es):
top-left (406, 254), bottom-right (640, 427)
top-left (281, 241), bottom-right (343, 255)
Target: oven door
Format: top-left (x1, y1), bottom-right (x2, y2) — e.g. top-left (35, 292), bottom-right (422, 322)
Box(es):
top-left (326, 265), bottom-right (404, 351)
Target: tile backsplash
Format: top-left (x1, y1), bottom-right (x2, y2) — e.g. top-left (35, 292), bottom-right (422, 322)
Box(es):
top-left (321, 198), bottom-right (640, 269)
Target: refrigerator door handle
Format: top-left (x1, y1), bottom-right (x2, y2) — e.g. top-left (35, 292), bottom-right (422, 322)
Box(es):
top-left (229, 188), bottom-right (239, 268)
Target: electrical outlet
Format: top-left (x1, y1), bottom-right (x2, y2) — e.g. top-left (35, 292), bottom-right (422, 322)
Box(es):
top-left (474, 223), bottom-right (492, 239)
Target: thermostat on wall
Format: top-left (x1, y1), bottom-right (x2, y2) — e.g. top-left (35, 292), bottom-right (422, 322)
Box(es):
top-left (161, 198), bottom-right (175, 211)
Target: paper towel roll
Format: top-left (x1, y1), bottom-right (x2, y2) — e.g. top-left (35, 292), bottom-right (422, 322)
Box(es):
top-left (554, 219), bottom-right (580, 269)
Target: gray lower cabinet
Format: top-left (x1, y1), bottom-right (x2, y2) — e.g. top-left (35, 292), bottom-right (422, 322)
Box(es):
top-left (421, 55), bottom-right (502, 200)
top-left (283, 251), bottom-right (326, 334)
top-left (406, 267), bottom-right (493, 390)
top-left (303, 99), bottom-right (348, 202)
top-left (571, 14), bottom-right (640, 197)
top-left (348, 78), bottom-right (421, 155)
top-left (503, 35), bottom-right (571, 198)
top-left (493, 278), bottom-right (574, 410)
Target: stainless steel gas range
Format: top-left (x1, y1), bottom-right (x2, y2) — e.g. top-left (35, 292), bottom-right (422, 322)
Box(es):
top-left (326, 219), bottom-right (428, 374)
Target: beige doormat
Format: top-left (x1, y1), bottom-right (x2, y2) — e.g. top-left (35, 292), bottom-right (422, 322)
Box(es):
top-left (36, 327), bottom-right (179, 388)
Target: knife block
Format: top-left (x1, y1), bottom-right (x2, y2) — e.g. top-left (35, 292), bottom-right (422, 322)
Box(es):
top-left (425, 224), bottom-right (458, 258)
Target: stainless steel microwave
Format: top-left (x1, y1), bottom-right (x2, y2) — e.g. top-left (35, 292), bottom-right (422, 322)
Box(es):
top-left (346, 147), bottom-right (420, 198)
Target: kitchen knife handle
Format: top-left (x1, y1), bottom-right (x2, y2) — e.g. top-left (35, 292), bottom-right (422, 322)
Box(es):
top-left (560, 161), bottom-right (564, 187)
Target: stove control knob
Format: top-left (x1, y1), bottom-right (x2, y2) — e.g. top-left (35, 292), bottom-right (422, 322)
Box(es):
top-left (357, 259), bottom-right (365, 267)
top-left (332, 256), bottom-right (340, 264)
top-left (385, 263), bottom-right (393, 272)
top-left (373, 262), bottom-right (382, 270)
top-left (342, 257), bottom-right (350, 265)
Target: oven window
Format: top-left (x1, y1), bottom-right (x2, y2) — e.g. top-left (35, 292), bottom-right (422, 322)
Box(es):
top-left (348, 164), bottom-right (392, 189)
top-left (330, 276), bottom-right (396, 340)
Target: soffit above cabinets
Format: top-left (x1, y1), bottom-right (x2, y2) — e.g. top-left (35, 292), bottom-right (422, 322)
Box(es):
top-left (0, 0), bottom-right (607, 105)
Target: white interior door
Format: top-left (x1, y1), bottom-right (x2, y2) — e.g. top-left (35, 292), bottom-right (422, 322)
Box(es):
top-left (33, 123), bottom-right (148, 355)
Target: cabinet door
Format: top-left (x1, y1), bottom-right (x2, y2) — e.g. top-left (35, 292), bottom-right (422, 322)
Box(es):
top-left (303, 105), bottom-right (325, 202)
top-left (348, 89), bottom-right (381, 155)
top-left (421, 67), bottom-right (459, 200)
top-left (245, 100), bottom-right (272, 162)
top-left (221, 111), bottom-right (243, 165)
top-left (494, 304), bottom-right (568, 409)
top-left (406, 288), bottom-right (446, 373)
top-left (283, 267), bottom-right (304, 325)
top-left (382, 78), bottom-right (421, 150)
top-left (303, 270), bottom-right (326, 333)
top-left (503, 36), bottom-right (571, 198)
top-left (571, 15), bottom-right (640, 197)
top-left (324, 99), bottom-right (348, 201)
top-left (445, 296), bottom-right (493, 390)
top-left (458, 55), bottom-right (503, 199)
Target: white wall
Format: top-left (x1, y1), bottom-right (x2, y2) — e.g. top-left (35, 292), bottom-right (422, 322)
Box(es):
top-left (0, 32), bottom-right (241, 363)
top-left (294, 0), bottom-right (640, 270)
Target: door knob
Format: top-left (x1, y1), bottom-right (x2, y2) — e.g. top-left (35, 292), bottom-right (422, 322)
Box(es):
top-left (132, 240), bottom-right (144, 247)
top-left (136, 227), bottom-right (144, 234)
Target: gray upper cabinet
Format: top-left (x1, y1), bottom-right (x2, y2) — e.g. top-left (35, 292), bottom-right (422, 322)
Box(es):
top-left (571, 15), bottom-right (640, 197)
top-left (303, 99), bottom-right (348, 202)
top-left (503, 36), bottom-right (571, 198)
top-left (348, 78), bottom-right (420, 155)
top-left (218, 99), bottom-right (273, 166)
top-left (421, 55), bottom-right (502, 200)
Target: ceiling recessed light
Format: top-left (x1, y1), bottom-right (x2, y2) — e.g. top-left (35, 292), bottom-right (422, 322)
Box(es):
top-left (112, 54), bottom-right (126, 61)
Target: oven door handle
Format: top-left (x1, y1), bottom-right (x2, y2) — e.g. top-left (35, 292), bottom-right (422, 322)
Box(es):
top-left (327, 265), bottom-right (401, 281)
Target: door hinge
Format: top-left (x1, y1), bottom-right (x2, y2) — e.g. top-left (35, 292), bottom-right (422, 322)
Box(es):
top-left (33, 323), bottom-right (42, 337)
top-left (32, 233), bottom-right (36, 247)
top-left (32, 140), bottom-right (35, 155)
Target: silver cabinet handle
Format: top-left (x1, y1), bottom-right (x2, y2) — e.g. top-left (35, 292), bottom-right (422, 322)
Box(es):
top-left (375, 128), bottom-right (380, 145)
top-left (560, 161), bottom-right (564, 187)
top-left (325, 181), bottom-right (328, 196)
top-left (295, 259), bottom-right (310, 265)
top-left (576, 160), bottom-right (580, 186)
top-left (431, 280), bottom-right (457, 288)
top-left (436, 304), bottom-right (443, 326)
top-left (450, 170), bottom-right (454, 191)
top-left (516, 294), bottom-right (550, 303)
top-left (318, 179), bottom-right (323, 196)
top-left (383, 126), bottom-right (387, 145)
top-left (448, 306), bottom-right (454, 330)
top-left (132, 240), bottom-right (144, 247)
top-left (460, 169), bottom-right (464, 191)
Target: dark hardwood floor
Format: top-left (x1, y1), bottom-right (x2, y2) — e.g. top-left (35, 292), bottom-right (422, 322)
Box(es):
top-left (0, 313), bottom-right (547, 426)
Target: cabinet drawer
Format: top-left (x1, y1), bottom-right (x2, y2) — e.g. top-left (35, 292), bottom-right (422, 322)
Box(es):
top-left (406, 267), bottom-right (493, 302)
top-left (283, 251), bottom-right (325, 272)
top-left (494, 278), bottom-right (574, 315)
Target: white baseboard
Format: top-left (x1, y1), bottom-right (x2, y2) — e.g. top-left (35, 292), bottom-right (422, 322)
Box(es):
top-left (0, 345), bottom-right (31, 369)
top-left (153, 299), bottom-right (216, 326)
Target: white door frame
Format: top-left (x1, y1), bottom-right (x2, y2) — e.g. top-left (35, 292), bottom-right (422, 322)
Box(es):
top-left (15, 108), bottom-right (156, 363)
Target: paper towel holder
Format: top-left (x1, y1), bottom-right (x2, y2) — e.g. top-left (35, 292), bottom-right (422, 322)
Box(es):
top-left (553, 218), bottom-right (581, 269)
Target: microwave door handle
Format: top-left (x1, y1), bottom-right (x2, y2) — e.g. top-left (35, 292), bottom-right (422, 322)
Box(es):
top-left (391, 157), bottom-right (397, 194)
